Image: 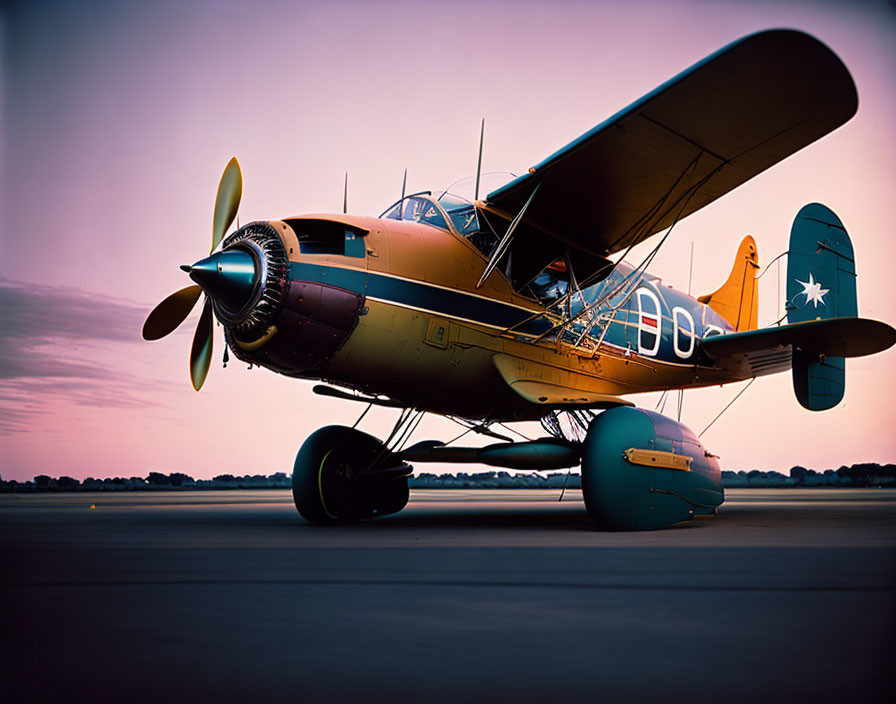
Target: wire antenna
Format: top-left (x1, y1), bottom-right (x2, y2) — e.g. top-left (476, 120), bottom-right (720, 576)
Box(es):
top-left (698, 378), bottom-right (755, 439)
top-left (687, 241), bottom-right (694, 295)
top-left (680, 241), bottom-right (693, 422)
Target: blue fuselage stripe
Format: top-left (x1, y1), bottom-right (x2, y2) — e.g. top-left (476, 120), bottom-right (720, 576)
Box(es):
top-left (289, 262), bottom-right (552, 336)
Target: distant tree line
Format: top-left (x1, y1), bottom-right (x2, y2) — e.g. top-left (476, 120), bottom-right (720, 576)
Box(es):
top-left (1, 472), bottom-right (292, 493)
top-left (2, 464), bottom-right (894, 493)
top-left (722, 464), bottom-right (896, 487)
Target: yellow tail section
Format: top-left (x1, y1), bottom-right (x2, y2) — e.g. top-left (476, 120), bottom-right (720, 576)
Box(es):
top-left (697, 235), bottom-right (760, 332)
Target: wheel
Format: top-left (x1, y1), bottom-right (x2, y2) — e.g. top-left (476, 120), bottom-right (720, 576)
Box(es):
top-left (292, 425), bottom-right (411, 524)
top-left (581, 407), bottom-right (723, 530)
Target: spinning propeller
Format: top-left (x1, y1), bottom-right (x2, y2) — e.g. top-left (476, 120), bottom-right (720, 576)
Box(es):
top-left (142, 158), bottom-right (250, 391)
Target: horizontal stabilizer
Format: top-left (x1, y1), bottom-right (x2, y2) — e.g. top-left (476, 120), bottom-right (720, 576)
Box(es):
top-left (702, 317), bottom-right (895, 409)
top-left (702, 317), bottom-right (896, 360)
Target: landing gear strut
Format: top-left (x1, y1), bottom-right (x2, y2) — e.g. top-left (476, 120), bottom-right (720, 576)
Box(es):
top-left (292, 425), bottom-right (412, 524)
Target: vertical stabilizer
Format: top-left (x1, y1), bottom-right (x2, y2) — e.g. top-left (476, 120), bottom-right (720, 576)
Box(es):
top-left (786, 203), bottom-right (856, 410)
top-left (786, 203), bottom-right (856, 322)
top-left (698, 235), bottom-right (760, 332)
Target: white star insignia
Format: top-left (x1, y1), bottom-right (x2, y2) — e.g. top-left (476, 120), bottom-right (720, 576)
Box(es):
top-left (795, 273), bottom-right (830, 308)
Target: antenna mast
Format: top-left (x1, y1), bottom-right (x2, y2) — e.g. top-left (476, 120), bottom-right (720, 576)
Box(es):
top-left (687, 241), bottom-right (694, 295)
top-left (399, 168), bottom-right (407, 218)
top-left (474, 118), bottom-right (485, 201)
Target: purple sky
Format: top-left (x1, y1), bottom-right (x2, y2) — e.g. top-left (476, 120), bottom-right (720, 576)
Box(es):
top-left (1, 0), bottom-right (895, 482)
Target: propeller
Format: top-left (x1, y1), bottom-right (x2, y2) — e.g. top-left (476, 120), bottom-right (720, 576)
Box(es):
top-left (142, 157), bottom-right (244, 391)
top-left (212, 158), bottom-right (243, 252)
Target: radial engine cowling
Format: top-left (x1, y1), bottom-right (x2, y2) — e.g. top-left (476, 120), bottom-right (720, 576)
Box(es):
top-left (218, 222), bottom-right (365, 375)
top-left (581, 407), bottom-right (724, 530)
top-left (210, 223), bottom-right (290, 339)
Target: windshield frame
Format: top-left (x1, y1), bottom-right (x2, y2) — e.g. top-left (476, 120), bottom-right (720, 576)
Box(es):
top-left (435, 192), bottom-right (480, 237)
top-left (378, 191), bottom-right (433, 219)
top-left (379, 192), bottom-right (459, 235)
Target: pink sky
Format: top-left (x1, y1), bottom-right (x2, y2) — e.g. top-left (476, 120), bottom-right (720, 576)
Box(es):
top-left (1, 0), bottom-right (895, 482)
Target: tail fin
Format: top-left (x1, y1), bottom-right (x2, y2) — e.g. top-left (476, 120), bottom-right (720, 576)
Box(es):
top-left (786, 203), bottom-right (856, 410)
top-left (787, 203), bottom-right (856, 322)
top-left (698, 235), bottom-right (759, 332)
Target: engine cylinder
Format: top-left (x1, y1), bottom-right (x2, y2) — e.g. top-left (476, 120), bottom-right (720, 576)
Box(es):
top-left (217, 222), bottom-right (290, 339)
top-left (581, 407), bottom-right (723, 530)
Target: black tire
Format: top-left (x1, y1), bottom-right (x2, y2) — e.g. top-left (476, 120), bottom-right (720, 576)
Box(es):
top-left (292, 425), bottom-right (410, 524)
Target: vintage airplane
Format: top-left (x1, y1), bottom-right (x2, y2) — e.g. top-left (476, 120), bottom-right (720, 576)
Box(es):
top-left (144, 29), bottom-right (894, 529)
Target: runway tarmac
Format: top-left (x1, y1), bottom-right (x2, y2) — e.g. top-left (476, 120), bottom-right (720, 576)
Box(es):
top-left (2, 488), bottom-right (894, 702)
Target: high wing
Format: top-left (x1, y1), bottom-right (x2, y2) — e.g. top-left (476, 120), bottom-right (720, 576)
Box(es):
top-left (483, 29), bottom-right (857, 257)
top-left (700, 317), bottom-right (896, 378)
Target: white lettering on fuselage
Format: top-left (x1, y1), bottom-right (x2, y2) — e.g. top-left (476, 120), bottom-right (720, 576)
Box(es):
top-left (672, 306), bottom-right (696, 359)
top-left (636, 287), bottom-right (661, 356)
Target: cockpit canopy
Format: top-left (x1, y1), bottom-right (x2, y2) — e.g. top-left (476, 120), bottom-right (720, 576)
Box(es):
top-left (380, 173), bottom-right (517, 244)
top-left (435, 193), bottom-right (480, 236)
top-left (381, 192), bottom-right (477, 235)
top-left (380, 191), bottom-right (499, 259)
top-left (379, 179), bottom-right (613, 309)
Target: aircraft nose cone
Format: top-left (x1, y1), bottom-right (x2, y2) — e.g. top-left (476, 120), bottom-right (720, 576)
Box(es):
top-left (188, 249), bottom-right (257, 313)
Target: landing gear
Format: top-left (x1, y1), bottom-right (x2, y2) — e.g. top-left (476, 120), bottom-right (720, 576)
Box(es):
top-left (292, 425), bottom-right (412, 524)
top-left (580, 407), bottom-right (724, 530)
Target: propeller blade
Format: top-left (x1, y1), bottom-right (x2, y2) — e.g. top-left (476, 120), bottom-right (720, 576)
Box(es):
top-left (190, 299), bottom-right (214, 391)
top-left (212, 157), bottom-right (242, 252)
top-left (142, 285), bottom-right (202, 340)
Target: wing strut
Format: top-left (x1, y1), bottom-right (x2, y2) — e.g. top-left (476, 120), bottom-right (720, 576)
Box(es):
top-left (577, 157), bottom-right (725, 345)
top-left (520, 154), bottom-right (722, 345)
top-left (476, 183), bottom-right (541, 289)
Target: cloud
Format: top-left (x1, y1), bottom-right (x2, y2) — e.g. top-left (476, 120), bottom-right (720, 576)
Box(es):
top-left (0, 340), bottom-right (123, 380)
top-left (0, 279), bottom-right (171, 430)
top-left (0, 278), bottom-right (148, 345)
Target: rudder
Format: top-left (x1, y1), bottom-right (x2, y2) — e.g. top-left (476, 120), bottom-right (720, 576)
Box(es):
top-left (698, 235), bottom-right (760, 332)
top-left (786, 203), bottom-right (856, 410)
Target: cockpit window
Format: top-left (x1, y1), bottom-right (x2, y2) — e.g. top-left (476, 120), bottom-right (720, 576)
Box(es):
top-left (381, 195), bottom-right (450, 232)
top-left (588, 264), bottom-right (645, 311)
top-left (379, 189), bottom-right (496, 258)
top-left (437, 193), bottom-right (479, 236)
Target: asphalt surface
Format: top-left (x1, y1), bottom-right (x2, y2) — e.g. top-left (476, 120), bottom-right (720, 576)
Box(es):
top-left (2, 488), bottom-right (894, 702)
